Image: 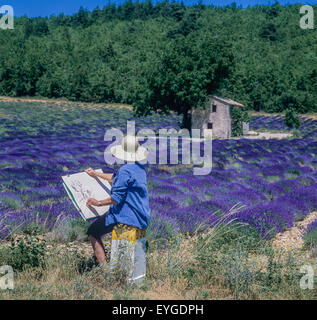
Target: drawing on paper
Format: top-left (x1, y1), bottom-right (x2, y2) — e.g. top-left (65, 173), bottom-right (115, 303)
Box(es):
top-left (62, 169), bottom-right (111, 221)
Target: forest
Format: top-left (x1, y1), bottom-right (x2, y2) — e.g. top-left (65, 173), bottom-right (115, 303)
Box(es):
top-left (0, 1), bottom-right (316, 118)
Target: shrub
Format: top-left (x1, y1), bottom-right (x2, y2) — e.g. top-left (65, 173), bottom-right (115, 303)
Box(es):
top-left (23, 223), bottom-right (41, 236)
top-left (285, 108), bottom-right (301, 129)
top-left (222, 246), bottom-right (253, 299)
top-left (231, 107), bottom-right (250, 137)
top-left (292, 129), bottom-right (302, 138)
top-left (7, 235), bottom-right (46, 272)
top-left (304, 219), bottom-right (317, 249)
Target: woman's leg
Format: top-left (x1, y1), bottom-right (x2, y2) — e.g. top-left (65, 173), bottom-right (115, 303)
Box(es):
top-left (89, 235), bottom-right (107, 265)
top-left (87, 215), bottom-right (115, 265)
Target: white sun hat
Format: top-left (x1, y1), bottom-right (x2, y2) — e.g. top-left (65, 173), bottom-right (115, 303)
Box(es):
top-left (110, 135), bottom-right (148, 162)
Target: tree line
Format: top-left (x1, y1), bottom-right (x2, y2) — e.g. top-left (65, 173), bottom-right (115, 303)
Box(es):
top-left (0, 1), bottom-right (316, 126)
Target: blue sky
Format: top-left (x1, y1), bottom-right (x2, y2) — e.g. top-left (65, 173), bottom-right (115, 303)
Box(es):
top-left (5, 0), bottom-right (317, 17)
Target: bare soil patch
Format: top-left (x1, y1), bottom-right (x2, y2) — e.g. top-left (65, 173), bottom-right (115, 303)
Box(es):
top-left (273, 211), bottom-right (317, 251)
top-left (244, 131), bottom-right (293, 139)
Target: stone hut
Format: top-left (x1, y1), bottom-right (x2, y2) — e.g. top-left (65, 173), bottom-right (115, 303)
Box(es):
top-left (191, 95), bottom-right (249, 138)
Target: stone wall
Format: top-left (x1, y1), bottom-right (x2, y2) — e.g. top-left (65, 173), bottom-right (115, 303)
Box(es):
top-left (191, 97), bottom-right (231, 138)
top-left (191, 105), bottom-right (211, 136)
top-left (242, 122), bottom-right (249, 135)
top-left (209, 98), bottom-right (231, 138)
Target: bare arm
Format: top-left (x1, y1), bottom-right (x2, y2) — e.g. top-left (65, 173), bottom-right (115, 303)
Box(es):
top-left (85, 168), bottom-right (114, 183)
top-left (86, 197), bottom-right (116, 207)
top-left (94, 172), bottom-right (114, 183)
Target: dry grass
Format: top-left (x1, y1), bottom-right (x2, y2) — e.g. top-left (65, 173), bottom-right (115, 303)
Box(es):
top-left (0, 225), bottom-right (235, 300)
top-left (0, 238), bottom-right (314, 300)
top-left (0, 209), bottom-right (316, 300)
top-left (0, 96), bottom-right (132, 111)
top-left (0, 238), bottom-right (232, 300)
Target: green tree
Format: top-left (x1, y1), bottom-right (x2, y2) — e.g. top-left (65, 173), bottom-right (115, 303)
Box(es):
top-left (133, 33), bottom-right (234, 130)
top-left (92, 6), bottom-right (102, 21)
top-left (284, 108), bottom-right (301, 129)
top-left (266, 2), bottom-right (281, 18)
top-left (33, 18), bottom-right (49, 36)
top-left (259, 23), bottom-right (279, 41)
top-left (23, 19), bottom-right (34, 39)
top-left (0, 2), bottom-right (316, 115)
top-left (102, 2), bottom-right (117, 21)
top-left (72, 6), bottom-right (90, 28)
top-left (117, 0), bottom-right (135, 20)
top-left (169, 2), bottom-right (185, 21)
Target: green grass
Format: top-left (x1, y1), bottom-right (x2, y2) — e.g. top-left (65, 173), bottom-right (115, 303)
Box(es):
top-left (266, 176), bottom-right (281, 183)
top-left (0, 196), bottom-right (23, 210)
top-left (0, 212), bottom-right (315, 300)
top-left (304, 229), bottom-right (317, 249)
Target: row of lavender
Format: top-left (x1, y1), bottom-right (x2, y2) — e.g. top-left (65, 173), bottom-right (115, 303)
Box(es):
top-left (0, 102), bottom-right (316, 240)
top-left (303, 219), bottom-right (317, 248)
top-left (0, 102), bottom-right (181, 239)
top-left (148, 138), bottom-right (317, 238)
top-left (250, 115), bottom-right (317, 139)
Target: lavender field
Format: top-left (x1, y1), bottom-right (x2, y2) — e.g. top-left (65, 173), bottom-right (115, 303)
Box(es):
top-left (250, 115), bottom-right (317, 139)
top-left (0, 101), bottom-right (317, 242)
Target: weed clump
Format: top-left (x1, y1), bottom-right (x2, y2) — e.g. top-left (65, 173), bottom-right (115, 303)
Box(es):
top-left (6, 235), bottom-right (46, 272)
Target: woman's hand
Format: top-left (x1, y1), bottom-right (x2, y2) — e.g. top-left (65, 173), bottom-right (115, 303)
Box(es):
top-left (85, 167), bottom-right (97, 177)
top-left (86, 198), bottom-right (99, 207)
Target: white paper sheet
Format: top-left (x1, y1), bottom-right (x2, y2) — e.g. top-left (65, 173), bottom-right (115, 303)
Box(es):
top-left (62, 169), bottom-right (112, 221)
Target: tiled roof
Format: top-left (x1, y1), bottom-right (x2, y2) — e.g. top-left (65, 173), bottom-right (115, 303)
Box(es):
top-left (209, 95), bottom-right (244, 107)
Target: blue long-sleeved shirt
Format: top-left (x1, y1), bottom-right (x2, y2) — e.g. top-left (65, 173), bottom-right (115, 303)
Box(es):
top-left (105, 163), bottom-right (151, 230)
